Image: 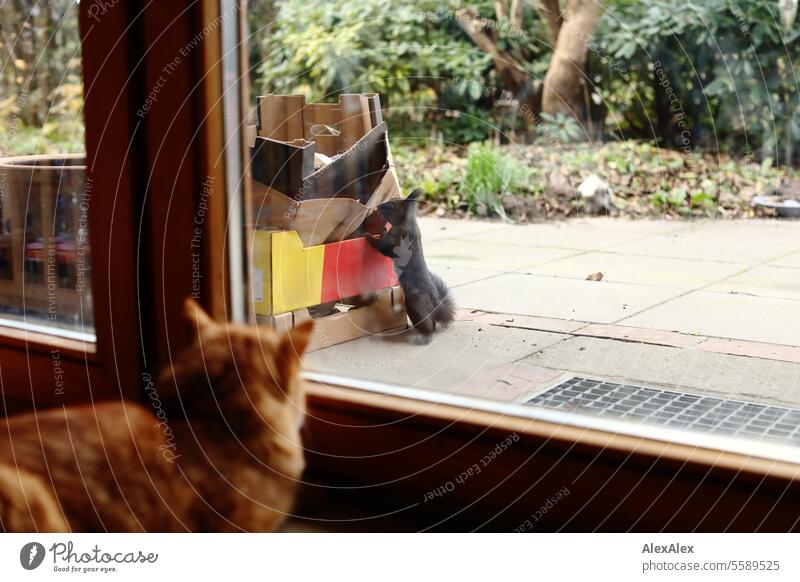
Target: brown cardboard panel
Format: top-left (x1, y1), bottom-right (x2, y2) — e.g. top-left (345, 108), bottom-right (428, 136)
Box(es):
top-left (305, 288), bottom-right (407, 352)
top-left (256, 94), bottom-right (306, 143)
top-left (305, 95), bottom-right (372, 155)
top-left (251, 137), bottom-right (315, 197)
top-left (365, 93), bottom-right (383, 127)
top-left (363, 134), bottom-right (402, 208)
top-left (256, 93), bottom-right (380, 156)
top-left (258, 311), bottom-right (293, 335)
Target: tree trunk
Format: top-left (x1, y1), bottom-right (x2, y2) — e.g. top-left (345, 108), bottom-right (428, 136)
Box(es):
top-left (509, 0), bottom-right (525, 30)
top-left (455, 5), bottom-right (544, 131)
top-left (541, 0), bottom-right (601, 118)
top-left (455, 7), bottom-right (529, 91)
top-left (37, 0), bottom-right (51, 126)
top-left (535, 0), bottom-right (563, 44)
top-left (494, 0), bottom-right (507, 21)
top-left (12, 0), bottom-right (37, 125)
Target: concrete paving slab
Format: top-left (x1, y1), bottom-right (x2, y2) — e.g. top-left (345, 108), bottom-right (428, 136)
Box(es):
top-left (694, 219), bottom-right (800, 244)
top-left (309, 217), bottom-right (800, 406)
top-left (527, 251), bottom-right (745, 289)
top-left (459, 218), bottom-right (681, 250)
top-left (621, 291), bottom-right (800, 347)
top-left (429, 265), bottom-right (503, 288)
top-left (418, 216), bottom-right (500, 242)
top-left (706, 265), bottom-right (800, 302)
top-left (426, 239), bottom-right (577, 272)
top-left (304, 319), bottom-right (568, 392)
top-left (769, 251), bottom-right (800, 269)
top-left (453, 273), bottom-right (684, 323)
top-left (607, 220), bottom-right (800, 264)
top-left (575, 323), bottom-right (707, 349)
top-left (469, 312), bottom-right (588, 334)
top-left (522, 336), bottom-right (800, 407)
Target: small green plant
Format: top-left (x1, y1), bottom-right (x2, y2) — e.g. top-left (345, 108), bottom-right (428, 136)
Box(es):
top-left (652, 186), bottom-right (718, 216)
top-left (537, 113), bottom-right (584, 144)
top-left (652, 188), bottom-right (687, 210)
top-left (689, 190), bottom-right (718, 217)
top-left (461, 142), bottom-right (528, 218)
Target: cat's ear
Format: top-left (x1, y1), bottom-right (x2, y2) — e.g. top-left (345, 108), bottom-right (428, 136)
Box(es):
top-left (277, 319), bottom-right (314, 380)
top-left (184, 298), bottom-right (214, 337)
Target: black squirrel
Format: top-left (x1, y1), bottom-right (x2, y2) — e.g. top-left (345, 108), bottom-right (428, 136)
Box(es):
top-left (365, 189), bottom-right (455, 342)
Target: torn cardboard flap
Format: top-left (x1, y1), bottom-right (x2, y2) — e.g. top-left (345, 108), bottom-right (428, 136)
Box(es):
top-left (249, 168), bottom-right (401, 247)
top-left (252, 122), bottom-right (390, 204)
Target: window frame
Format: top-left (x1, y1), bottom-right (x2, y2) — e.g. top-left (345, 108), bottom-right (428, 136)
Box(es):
top-left (2, 0), bottom-right (798, 531)
top-left (0, 2), bottom-right (143, 410)
top-left (0, 0), bottom-right (232, 409)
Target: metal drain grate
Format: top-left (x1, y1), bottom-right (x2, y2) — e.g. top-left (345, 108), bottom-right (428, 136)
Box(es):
top-left (525, 377), bottom-right (800, 445)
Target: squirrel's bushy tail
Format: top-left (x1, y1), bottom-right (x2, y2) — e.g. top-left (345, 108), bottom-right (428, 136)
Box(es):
top-left (431, 273), bottom-right (455, 329)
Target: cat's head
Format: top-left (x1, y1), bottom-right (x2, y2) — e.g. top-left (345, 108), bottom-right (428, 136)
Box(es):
top-left (159, 299), bottom-right (313, 438)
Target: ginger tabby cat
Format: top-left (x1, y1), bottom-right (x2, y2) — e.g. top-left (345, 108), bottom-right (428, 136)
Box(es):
top-left (0, 299), bottom-right (312, 532)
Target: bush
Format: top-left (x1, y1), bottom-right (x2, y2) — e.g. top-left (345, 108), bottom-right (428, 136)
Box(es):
top-left (254, 0), bottom-right (800, 165)
top-left (256, 0), bottom-right (546, 142)
top-left (597, 0), bottom-right (800, 164)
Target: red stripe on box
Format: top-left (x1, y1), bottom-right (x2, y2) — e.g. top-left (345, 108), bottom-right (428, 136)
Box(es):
top-left (320, 237), bottom-right (398, 303)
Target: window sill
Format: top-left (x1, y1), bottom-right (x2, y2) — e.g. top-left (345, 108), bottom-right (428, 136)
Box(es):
top-left (303, 378), bottom-right (800, 531)
top-left (0, 320), bottom-right (97, 360)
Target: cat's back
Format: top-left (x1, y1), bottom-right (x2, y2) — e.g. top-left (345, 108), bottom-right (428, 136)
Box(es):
top-left (0, 402), bottom-right (186, 531)
top-left (1, 402), bottom-right (160, 465)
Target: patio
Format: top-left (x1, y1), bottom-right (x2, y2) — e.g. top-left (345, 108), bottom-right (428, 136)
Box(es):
top-left (306, 217), bottom-right (800, 407)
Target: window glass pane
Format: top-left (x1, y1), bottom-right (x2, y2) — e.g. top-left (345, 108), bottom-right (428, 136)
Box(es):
top-left (0, 1), bottom-right (92, 335)
top-left (234, 1), bottom-right (800, 451)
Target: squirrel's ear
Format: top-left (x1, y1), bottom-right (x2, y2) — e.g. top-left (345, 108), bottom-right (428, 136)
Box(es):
top-left (400, 189), bottom-right (422, 220)
top-left (406, 189), bottom-right (423, 202)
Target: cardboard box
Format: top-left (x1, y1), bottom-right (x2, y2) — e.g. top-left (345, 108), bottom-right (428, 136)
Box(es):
top-left (248, 94), bottom-right (402, 246)
top-left (256, 286), bottom-right (408, 352)
top-left (251, 229), bottom-right (398, 316)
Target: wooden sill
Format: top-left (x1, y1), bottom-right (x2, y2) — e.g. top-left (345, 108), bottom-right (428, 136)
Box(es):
top-left (303, 380), bottom-right (800, 531)
top-left (0, 322), bottom-right (97, 361)
top-left (0, 323), bottom-right (106, 415)
top-left (305, 382), bottom-right (800, 481)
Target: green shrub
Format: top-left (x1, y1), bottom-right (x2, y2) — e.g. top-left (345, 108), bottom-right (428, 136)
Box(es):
top-left (255, 0), bottom-right (547, 143)
top-left (258, 1), bottom-right (489, 126)
top-left (461, 142), bottom-right (528, 217)
top-left (253, 0), bottom-right (800, 164)
top-left (597, 0), bottom-right (800, 165)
